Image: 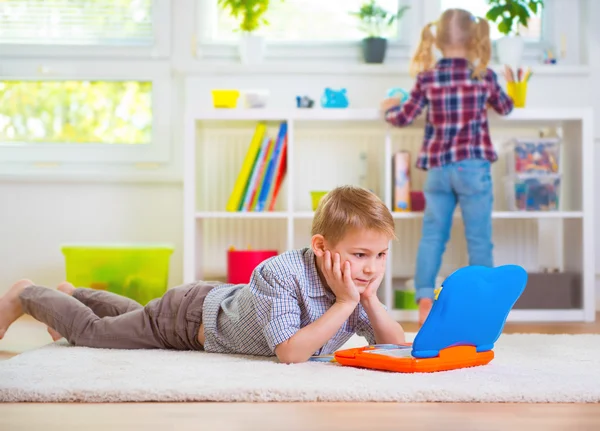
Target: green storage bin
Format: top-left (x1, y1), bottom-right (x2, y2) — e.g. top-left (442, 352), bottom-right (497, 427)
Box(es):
top-left (394, 289), bottom-right (418, 310)
top-left (61, 243), bottom-right (174, 305)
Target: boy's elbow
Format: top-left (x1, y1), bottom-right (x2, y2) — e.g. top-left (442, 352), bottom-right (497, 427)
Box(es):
top-left (277, 354), bottom-right (306, 364)
top-left (275, 341), bottom-right (309, 364)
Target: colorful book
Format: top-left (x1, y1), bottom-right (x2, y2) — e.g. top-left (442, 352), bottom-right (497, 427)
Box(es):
top-left (225, 122), bottom-right (266, 212)
top-left (268, 141), bottom-right (287, 212)
top-left (240, 136), bottom-right (271, 211)
top-left (248, 137), bottom-right (275, 211)
top-left (255, 122), bottom-right (287, 211)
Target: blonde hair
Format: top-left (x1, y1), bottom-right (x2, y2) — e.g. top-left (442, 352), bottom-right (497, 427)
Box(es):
top-left (311, 185), bottom-right (396, 246)
top-left (409, 8), bottom-right (491, 79)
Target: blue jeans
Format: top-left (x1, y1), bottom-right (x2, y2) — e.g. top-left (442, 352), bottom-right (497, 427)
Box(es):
top-left (414, 159), bottom-right (494, 302)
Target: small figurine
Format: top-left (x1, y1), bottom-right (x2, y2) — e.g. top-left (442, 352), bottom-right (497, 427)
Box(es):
top-left (320, 88), bottom-right (349, 108)
top-left (386, 87), bottom-right (409, 104)
top-left (296, 95), bottom-right (314, 108)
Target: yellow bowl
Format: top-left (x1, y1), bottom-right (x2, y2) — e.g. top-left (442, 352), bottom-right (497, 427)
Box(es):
top-left (311, 191), bottom-right (328, 211)
top-left (211, 89), bottom-right (240, 109)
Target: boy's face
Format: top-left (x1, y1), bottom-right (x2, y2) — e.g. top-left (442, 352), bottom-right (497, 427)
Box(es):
top-left (324, 228), bottom-right (390, 294)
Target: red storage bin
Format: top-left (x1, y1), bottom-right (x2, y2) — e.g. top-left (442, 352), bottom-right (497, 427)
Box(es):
top-left (227, 249), bottom-right (278, 284)
top-left (410, 191), bottom-right (425, 212)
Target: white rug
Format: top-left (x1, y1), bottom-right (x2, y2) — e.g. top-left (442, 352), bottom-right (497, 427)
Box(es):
top-left (1, 333), bottom-right (599, 403)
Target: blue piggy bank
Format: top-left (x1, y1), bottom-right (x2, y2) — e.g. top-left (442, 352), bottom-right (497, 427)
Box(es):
top-left (321, 88), bottom-right (349, 108)
top-left (386, 87), bottom-right (409, 104)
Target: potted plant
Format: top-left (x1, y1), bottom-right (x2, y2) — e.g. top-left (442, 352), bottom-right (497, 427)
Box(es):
top-left (485, 0), bottom-right (544, 67)
top-left (217, 0), bottom-right (278, 64)
top-left (350, 0), bottom-right (410, 64)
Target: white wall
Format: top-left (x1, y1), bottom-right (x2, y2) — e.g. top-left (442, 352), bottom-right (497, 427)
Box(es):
top-left (0, 0), bottom-right (598, 311)
top-left (0, 182), bottom-right (183, 291)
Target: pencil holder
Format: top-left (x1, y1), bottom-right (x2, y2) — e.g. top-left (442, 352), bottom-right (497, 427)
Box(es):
top-left (507, 81), bottom-right (528, 108)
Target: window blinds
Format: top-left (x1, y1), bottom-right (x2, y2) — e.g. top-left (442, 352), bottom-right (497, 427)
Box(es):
top-left (0, 0), bottom-right (153, 46)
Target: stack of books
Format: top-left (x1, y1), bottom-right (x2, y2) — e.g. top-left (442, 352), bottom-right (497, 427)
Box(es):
top-left (226, 121), bottom-right (288, 212)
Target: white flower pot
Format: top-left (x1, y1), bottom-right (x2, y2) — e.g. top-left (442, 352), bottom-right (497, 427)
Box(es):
top-left (496, 35), bottom-right (525, 69)
top-left (239, 33), bottom-right (265, 65)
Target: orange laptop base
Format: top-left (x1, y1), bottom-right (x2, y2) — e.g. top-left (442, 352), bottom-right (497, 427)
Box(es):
top-left (334, 344), bottom-right (494, 373)
top-left (333, 265), bottom-right (527, 373)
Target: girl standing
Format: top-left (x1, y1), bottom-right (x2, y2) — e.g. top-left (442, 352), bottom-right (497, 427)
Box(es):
top-left (381, 9), bottom-right (514, 325)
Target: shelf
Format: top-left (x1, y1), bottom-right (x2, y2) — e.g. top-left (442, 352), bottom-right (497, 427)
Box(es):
top-left (392, 211), bottom-right (584, 219)
top-left (222, 211), bottom-right (584, 220)
top-left (490, 211), bottom-right (583, 219)
top-left (195, 211), bottom-right (290, 219)
top-left (191, 108), bottom-right (381, 122)
top-left (185, 103), bottom-right (595, 323)
top-left (196, 211), bottom-right (583, 219)
top-left (190, 107), bottom-right (593, 124)
top-left (391, 308), bottom-right (587, 323)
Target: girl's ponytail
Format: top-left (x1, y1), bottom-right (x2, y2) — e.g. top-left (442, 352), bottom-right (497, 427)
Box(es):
top-left (471, 17), bottom-right (491, 79)
top-left (409, 22), bottom-right (436, 77)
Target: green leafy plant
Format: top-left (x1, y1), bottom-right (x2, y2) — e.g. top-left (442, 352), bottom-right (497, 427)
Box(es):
top-left (485, 0), bottom-right (544, 36)
top-left (350, 0), bottom-right (410, 39)
top-left (217, 0), bottom-right (276, 33)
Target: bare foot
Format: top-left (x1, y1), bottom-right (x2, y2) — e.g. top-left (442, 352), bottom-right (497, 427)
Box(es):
top-left (0, 279), bottom-right (34, 340)
top-left (57, 281), bottom-right (76, 296)
top-left (418, 298), bottom-right (433, 327)
top-left (47, 281), bottom-right (76, 341)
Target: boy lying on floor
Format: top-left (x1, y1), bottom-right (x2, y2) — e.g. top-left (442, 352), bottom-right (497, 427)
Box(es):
top-left (0, 185), bottom-right (405, 364)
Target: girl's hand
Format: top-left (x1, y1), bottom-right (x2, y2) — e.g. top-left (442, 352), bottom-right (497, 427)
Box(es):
top-left (380, 97), bottom-right (401, 113)
top-left (360, 272), bottom-right (384, 303)
top-left (319, 251), bottom-right (360, 306)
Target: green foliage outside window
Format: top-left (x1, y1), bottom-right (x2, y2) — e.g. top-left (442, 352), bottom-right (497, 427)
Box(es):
top-left (0, 81), bottom-right (152, 145)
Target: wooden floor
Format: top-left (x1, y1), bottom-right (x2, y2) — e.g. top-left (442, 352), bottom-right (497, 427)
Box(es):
top-left (1, 315), bottom-right (600, 431)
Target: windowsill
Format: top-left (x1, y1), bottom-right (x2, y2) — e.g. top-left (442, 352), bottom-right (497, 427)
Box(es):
top-left (184, 60), bottom-right (590, 77)
top-left (0, 164), bottom-right (182, 184)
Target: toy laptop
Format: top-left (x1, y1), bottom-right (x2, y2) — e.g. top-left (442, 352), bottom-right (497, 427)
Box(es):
top-left (334, 265), bottom-right (528, 373)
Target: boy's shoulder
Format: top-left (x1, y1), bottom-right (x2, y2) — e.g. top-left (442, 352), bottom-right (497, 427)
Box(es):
top-left (251, 246), bottom-right (331, 301)
top-left (256, 247), bottom-right (315, 280)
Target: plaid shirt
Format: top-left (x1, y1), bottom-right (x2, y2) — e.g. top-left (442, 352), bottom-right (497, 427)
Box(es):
top-left (202, 248), bottom-right (377, 357)
top-left (385, 58), bottom-right (514, 170)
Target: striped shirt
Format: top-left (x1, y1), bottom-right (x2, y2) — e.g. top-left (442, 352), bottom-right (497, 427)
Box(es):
top-left (385, 58), bottom-right (514, 170)
top-left (202, 247), bottom-right (378, 356)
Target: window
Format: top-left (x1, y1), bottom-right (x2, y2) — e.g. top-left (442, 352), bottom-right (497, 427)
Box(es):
top-left (0, 0), bottom-right (172, 172)
top-left (0, 0), bottom-right (153, 46)
top-left (212, 0), bottom-right (406, 42)
top-left (439, 0), bottom-right (543, 41)
top-left (0, 81), bottom-right (152, 145)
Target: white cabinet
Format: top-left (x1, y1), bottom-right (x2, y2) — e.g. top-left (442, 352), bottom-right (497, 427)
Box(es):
top-left (184, 107), bottom-right (595, 322)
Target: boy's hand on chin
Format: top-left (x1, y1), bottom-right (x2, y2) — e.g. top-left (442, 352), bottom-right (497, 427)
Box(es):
top-left (360, 272), bottom-right (384, 304)
top-left (319, 251), bottom-right (360, 306)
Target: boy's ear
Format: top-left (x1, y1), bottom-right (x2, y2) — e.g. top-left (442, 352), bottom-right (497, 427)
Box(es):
top-left (311, 234), bottom-right (326, 257)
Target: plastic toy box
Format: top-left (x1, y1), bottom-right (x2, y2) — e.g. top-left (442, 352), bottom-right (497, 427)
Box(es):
top-left (504, 174), bottom-right (561, 211)
top-left (395, 290), bottom-right (417, 310)
top-left (504, 138), bottom-right (561, 175)
top-left (227, 249), bottom-right (278, 284)
top-left (61, 243), bottom-right (174, 305)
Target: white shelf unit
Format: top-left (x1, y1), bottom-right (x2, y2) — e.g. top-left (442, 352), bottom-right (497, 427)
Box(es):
top-left (184, 107), bottom-right (595, 322)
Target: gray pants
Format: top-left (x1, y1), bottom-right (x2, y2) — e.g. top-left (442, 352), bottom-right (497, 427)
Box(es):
top-left (19, 282), bottom-right (216, 350)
